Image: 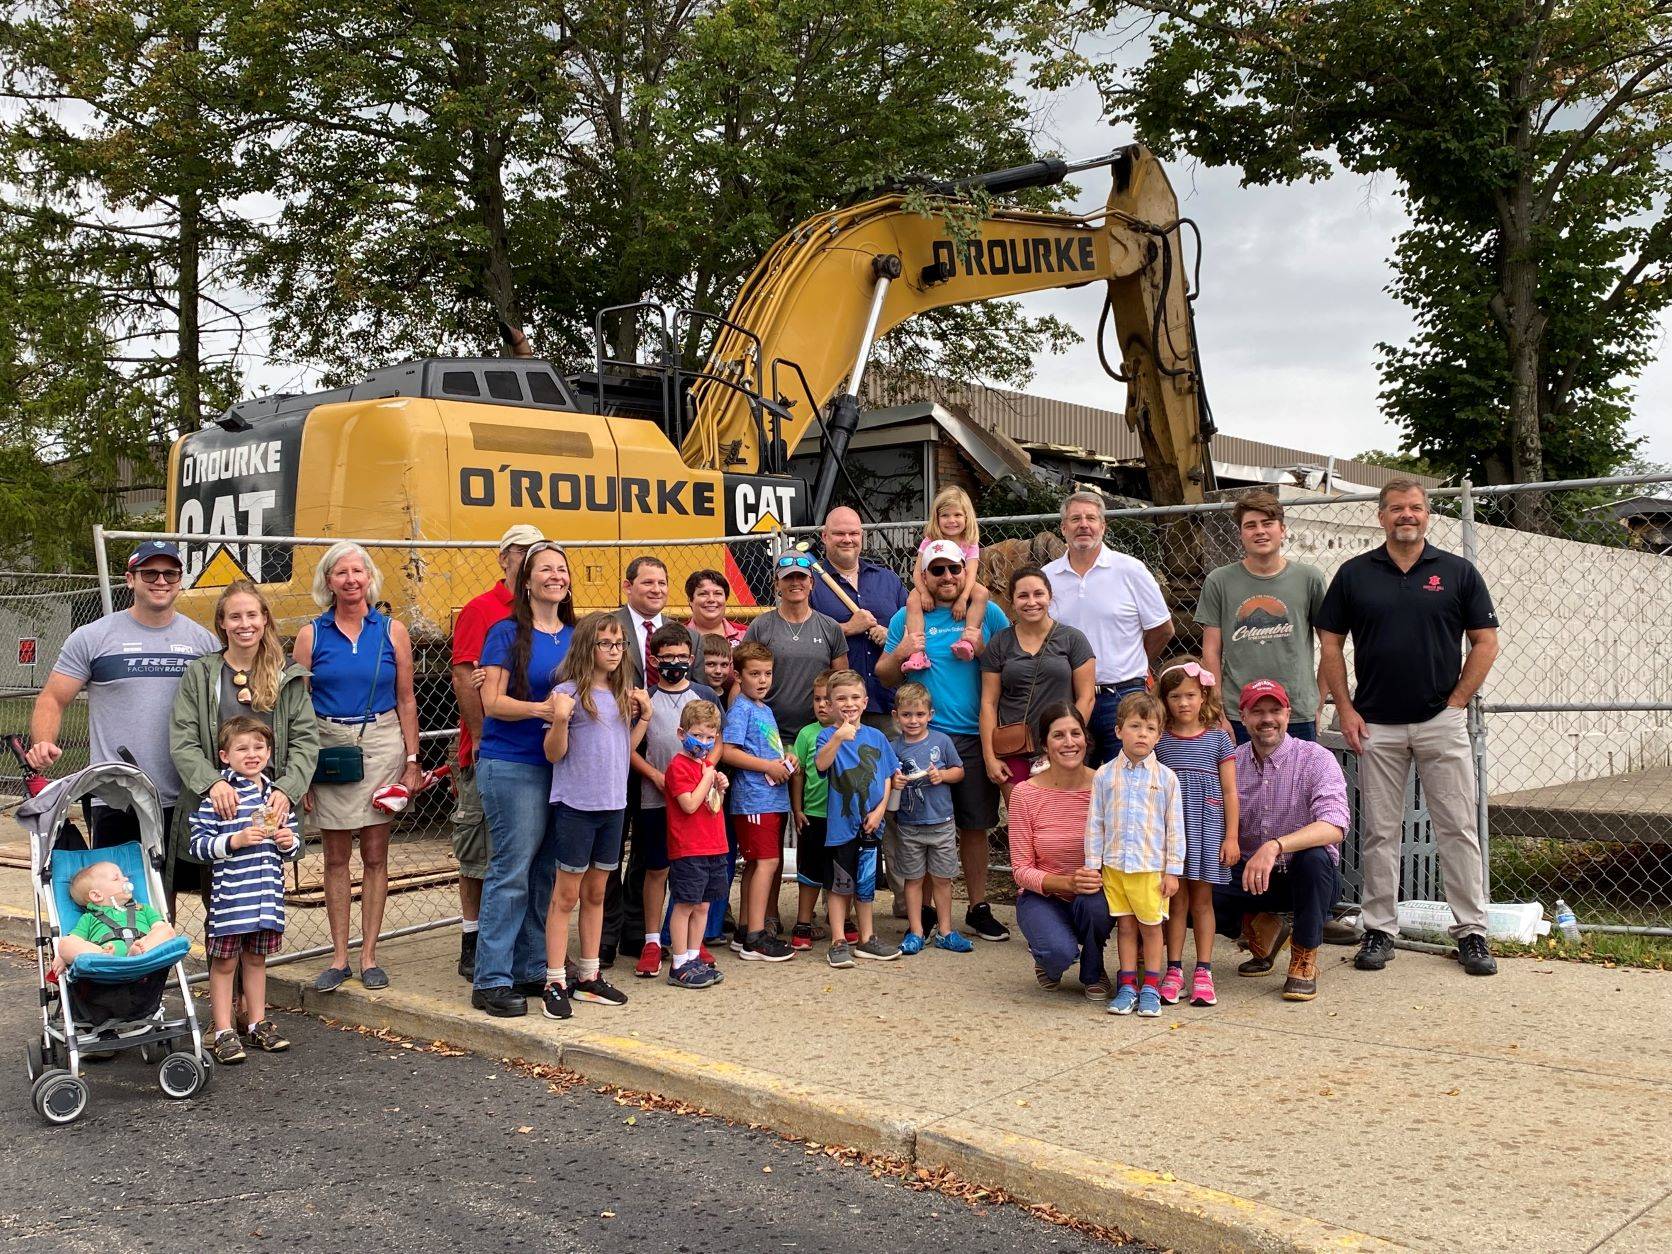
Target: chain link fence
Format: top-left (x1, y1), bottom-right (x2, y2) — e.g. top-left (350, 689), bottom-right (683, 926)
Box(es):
top-left (8, 470), bottom-right (1664, 958)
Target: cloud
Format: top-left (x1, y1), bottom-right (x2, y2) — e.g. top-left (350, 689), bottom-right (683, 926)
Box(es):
top-left (1015, 81), bottom-right (1672, 465)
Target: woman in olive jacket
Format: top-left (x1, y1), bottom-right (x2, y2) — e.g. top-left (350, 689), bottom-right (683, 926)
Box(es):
top-left (169, 580), bottom-right (319, 898)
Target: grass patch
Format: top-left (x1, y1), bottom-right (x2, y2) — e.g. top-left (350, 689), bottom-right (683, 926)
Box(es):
top-left (1490, 834), bottom-right (1672, 931)
top-left (1497, 931), bottom-right (1672, 971)
top-left (0, 694), bottom-right (90, 785)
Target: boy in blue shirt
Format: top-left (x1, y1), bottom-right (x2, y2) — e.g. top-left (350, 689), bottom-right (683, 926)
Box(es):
top-left (721, 642), bottom-right (795, 962)
top-left (887, 682), bottom-right (973, 955)
top-left (814, 670), bottom-right (902, 969)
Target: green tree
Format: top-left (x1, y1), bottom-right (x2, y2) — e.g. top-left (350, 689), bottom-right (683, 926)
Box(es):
top-left (1033, 0), bottom-right (1672, 505)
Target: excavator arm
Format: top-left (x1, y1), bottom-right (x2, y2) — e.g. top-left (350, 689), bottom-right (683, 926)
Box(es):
top-left (680, 144), bottom-right (1215, 510)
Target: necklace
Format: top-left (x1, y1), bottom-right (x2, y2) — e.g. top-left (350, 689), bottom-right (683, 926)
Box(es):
top-left (778, 608), bottom-right (812, 643)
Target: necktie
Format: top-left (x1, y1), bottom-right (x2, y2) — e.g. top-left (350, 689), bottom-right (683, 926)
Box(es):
top-left (643, 619), bottom-right (658, 685)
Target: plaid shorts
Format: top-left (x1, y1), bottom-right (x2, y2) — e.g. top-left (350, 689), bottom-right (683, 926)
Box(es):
top-left (205, 928), bottom-right (283, 959)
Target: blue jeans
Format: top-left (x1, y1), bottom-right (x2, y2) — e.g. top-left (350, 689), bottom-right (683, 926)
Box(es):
top-left (1213, 846), bottom-right (1339, 950)
top-left (1088, 682), bottom-right (1148, 767)
top-left (555, 803), bottom-right (626, 874)
top-left (1231, 719), bottom-right (1316, 746)
top-left (473, 758), bottom-right (560, 991)
top-left (1015, 891), bottom-right (1113, 986)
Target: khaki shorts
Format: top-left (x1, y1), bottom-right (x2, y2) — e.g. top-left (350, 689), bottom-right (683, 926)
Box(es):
top-left (451, 766), bottom-right (491, 879)
top-left (310, 711), bottom-right (404, 831)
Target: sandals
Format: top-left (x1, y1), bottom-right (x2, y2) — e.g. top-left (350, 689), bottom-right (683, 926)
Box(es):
top-left (243, 1019), bottom-right (291, 1053)
top-left (211, 1029), bottom-right (247, 1065)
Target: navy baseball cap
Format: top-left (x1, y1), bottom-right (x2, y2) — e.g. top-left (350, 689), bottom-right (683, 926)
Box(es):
top-left (127, 541), bottom-right (183, 569)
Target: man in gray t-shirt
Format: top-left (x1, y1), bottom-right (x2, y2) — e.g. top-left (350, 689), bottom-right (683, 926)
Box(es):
top-left (1196, 491), bottom-right (1326, 740)
top-left (28, 542), bottom-right (218, 844)
top-left (741, 556), bottom-right (849, 735)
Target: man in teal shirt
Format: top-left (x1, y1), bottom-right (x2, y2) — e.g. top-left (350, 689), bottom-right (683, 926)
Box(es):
top-left (877, 541), bottom-right (1011, 942)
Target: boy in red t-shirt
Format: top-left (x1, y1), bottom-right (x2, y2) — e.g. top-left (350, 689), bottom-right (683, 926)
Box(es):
top-left (663, 701), bottom-right (730, 989)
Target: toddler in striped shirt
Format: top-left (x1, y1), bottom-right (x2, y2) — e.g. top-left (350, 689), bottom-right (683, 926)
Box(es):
top-left (1084, 692), bottom-right (1184, 1019)
top-left (188, 715), bottom-right (304, 1065)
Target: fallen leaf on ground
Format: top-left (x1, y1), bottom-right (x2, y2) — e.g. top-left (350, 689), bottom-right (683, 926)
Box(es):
top-left (516, 1125), bottom-right (533, 1134)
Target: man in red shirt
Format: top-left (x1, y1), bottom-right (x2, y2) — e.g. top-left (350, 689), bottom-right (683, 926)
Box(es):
top-left (450, 524), bottom-right (544, 979)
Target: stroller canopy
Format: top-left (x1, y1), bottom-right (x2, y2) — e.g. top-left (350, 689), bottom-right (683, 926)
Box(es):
top-left (16, 763), bottom-right (167, 867)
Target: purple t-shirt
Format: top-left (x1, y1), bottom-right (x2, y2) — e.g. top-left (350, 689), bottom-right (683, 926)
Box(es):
top-left (548, 682), bottom-right (631, 812)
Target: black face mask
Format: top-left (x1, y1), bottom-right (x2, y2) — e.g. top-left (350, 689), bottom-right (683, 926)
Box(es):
top-left (656, 660), bottom-right (691, 683)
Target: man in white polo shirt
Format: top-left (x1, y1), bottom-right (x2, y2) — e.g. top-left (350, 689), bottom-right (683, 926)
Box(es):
top-left (1043, 490), bottom-right (1174, 764)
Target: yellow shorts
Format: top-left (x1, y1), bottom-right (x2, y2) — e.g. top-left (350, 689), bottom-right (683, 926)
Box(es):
top-left (1102, 867), bottom-right (1168, 925)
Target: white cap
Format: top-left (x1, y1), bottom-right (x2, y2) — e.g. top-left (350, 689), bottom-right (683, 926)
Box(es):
top-left (498, 524), bottom-right (545, 552)
top-left (921, 539), bottom-right (965, 566)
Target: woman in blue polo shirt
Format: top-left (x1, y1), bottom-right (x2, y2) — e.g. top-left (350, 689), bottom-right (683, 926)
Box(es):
top-left (471, 541), bottom-right (576, 1018)
top-left (294, 541), bottom-right (422, 993)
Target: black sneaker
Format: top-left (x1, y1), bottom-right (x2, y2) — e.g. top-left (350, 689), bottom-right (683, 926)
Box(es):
top-left (514, 960), bottom-right (580, 998)
top-left (597, 944), bottom-right (618, 971)
top-left (921, 904), bottom-right (938, 936)
top-left (458, 931), bottom-right (478, 981)
top-left (740, 931), bottom-right (796, 962)
top-left (965, 901), bottom-right (1010, 942)
top-left (1457, 933), bottom-right (1498, 976)
top-left (1354, 929), bottom-right (1396, 971)
top-left (472, 986), bottom-right (527, 1018)
top-left (572, 976), bottom-right (629, 1006)
top-left (541, 982), bottom-right (573, 1020)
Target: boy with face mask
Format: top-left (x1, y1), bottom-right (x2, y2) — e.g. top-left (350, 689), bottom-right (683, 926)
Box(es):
top-left (662, 701), bottom-right (730, 988)
top-left (628, 624), bottom-right (719, 979)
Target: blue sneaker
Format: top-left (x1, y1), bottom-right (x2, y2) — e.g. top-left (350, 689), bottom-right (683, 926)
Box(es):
top-left (1137, 983), bottom-right (1162, 1017)
top-left (668, 962), bottom-right (720, 989)
top-left (932, 929), bottom-right (974, 953)
top-left (900, 931), bottom-right (926, 956)
top-left (1108, 983), bottom-right (1138, 1015)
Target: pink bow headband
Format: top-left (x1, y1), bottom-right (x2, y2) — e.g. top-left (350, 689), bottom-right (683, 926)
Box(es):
top-left (1158, 661), bottom-right (1216, 687)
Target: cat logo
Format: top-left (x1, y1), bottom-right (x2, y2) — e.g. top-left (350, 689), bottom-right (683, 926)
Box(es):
top-left (190, 544), bottom-right (254, 590)
top-left (726, 475), bottom-right (806, 534)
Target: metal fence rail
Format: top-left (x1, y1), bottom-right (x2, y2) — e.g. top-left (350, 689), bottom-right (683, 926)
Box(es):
top-left (4, 471), bottom-right (1667, 954)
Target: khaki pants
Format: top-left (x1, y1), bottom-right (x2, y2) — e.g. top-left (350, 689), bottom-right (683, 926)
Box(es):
top-left (1357, 706), bottom-right (1487, 939)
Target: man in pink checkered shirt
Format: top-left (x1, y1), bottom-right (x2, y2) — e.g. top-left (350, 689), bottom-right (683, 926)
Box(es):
top-left (1212, 679), bottom-right (1349, 1001)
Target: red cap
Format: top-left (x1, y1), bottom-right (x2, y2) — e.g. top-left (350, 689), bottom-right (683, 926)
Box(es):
top-left (1238, 679), bottom-right (1291, 712)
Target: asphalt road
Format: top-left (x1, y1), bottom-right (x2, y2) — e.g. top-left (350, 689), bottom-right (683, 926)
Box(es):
top-left (1, 956), bottom-right (1141, 1252)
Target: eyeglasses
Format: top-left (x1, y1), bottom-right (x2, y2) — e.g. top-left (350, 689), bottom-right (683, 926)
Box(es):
top-left (775, 555), bottom-right (814, 572)
top-left (926, 562), bottom-right (963, 577)
top-left (595, 639), bottom-right (626, 652)
top-left (134, 567), bottom-right (183, 585)
top-left (1158, 661), bottom-right (1216, 687)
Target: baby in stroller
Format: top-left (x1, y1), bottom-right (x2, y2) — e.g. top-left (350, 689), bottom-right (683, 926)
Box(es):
top-left (56, 862), bottom-right (180, 968)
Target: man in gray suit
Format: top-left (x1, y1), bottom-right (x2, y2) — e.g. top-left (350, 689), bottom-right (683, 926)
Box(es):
top-left (602, 555), bottom-right (707, 965)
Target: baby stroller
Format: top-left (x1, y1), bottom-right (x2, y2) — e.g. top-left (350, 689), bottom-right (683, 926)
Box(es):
top-left (17, 762), bottom-right (210, 1124)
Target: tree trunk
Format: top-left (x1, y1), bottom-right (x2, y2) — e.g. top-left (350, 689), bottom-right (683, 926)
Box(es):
top-left (177, 29), bottom-right (202, 433)
top-left (1497, 176), bottom-right (1547, 527)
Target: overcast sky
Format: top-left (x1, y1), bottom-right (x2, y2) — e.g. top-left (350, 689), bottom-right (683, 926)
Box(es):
top-left (1013, 81), bottom-right (1672, 469)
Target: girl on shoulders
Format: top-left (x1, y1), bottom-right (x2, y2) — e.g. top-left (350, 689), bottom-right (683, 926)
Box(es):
top-left (1153, 658), bottom-right (1239, 1009)
top-left (902, 486), bottom-right (989, 670)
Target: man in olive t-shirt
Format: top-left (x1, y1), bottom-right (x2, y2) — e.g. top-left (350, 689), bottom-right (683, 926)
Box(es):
top-left (1197, 490), bottom-right (1326, 742)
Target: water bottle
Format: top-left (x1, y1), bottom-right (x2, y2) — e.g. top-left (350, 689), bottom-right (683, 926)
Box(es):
top-left (1553, 899), bottom-right (1581, 943)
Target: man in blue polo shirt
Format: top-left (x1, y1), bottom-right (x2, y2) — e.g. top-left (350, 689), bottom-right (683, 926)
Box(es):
top-left (1316, 478), bottom-right (1500, 978)
top-left (877, 541), bottom-right (1012, 942)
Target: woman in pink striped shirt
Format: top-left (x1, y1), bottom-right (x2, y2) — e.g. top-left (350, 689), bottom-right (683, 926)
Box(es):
top-left (1008, 703), bottom-right (1114, 1000)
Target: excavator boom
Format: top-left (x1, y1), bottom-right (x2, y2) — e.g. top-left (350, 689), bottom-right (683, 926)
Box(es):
top-left (680, 144), bottom-right (1214, 509)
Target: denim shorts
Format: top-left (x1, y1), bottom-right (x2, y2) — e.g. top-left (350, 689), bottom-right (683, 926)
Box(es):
top-left (555, 804), bottom-right (626, 874)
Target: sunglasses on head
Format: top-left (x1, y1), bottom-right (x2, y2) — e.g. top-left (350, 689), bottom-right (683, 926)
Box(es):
top-left (926, 562), bottom-right (962, 576)
top-left (775, 554), bottom-right (813, 572)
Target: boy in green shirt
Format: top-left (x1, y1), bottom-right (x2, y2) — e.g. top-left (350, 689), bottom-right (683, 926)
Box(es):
top-left (789, 670), bottom-right (836, 951)
top-left (58, 861), bottom-right (177, 968)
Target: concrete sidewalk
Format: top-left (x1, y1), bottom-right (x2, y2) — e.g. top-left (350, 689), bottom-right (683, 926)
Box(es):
top-left (8, 870), bottom-right (1670, 1253)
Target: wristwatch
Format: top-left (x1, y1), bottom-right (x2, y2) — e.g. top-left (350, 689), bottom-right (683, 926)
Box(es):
top-left (405, 753), bottom-right (418, 764)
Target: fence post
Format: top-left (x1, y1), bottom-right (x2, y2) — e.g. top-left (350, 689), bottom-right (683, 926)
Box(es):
top-left (1458, 480), bottom-right (1492, 900)
top-left (92, 526), bottom-right (114, 617)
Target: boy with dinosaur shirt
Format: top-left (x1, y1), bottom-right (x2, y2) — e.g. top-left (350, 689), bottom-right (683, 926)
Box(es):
top-left (814, 669), bottom-right (902, 969)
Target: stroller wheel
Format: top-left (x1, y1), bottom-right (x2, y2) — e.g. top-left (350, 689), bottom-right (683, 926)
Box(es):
top-left (31, 1069), bottom-right (88, 1125)
top-left (139, 1041), bottom-right (167, 1065)
top-left (158, 1051), bottom-right (207, 1099)
top-left (25, 1040), bottom-right (45, 1082)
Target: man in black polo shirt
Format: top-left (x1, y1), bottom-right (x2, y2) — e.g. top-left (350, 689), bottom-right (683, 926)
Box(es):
top-left (1316, 478), bottom-right (1500, 977)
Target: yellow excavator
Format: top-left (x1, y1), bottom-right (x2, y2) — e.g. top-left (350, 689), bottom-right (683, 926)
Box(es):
top-left (164, 143), bottom-right (1214, 636)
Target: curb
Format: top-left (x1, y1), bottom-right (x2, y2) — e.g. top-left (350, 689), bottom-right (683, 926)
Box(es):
top-left (5, 906), bottom-right (1401, 1252)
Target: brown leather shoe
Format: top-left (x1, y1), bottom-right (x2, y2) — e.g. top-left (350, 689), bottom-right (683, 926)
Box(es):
top-left (1237, 913), bottom-right (1292, 976)
top-left (1282, 943), bottom-right (1319, 1001)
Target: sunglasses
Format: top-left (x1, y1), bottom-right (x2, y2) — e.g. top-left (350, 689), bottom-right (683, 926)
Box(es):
top-left (134, 567), bottom-right (183, 585)
top-left (775, 554), bottom-right (814, 573)
top-left (229, 668), bottom-right (254, 705)
top-left (926, 562), bottom-right (963, 577)
top-left (1158, 661), bottom-right (1216, 687)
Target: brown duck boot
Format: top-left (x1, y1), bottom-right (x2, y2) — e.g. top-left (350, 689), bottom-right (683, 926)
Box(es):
top-left (1283, 943), bottom-right (1320, 1001)
top-left (1237, 913), bottom-right (1292, 976)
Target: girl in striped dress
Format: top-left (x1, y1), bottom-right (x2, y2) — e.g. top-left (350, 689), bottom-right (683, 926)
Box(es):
top-left (1154, 659), bottom-right (1239, 1008)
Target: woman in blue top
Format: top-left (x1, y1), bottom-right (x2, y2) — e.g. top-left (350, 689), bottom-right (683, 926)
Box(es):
top-left (293, 542), bottom-right (421, 993)
top-left (470, 542), bottom-right (576, 1018)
